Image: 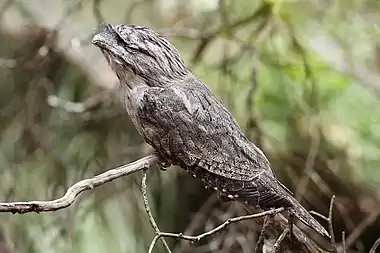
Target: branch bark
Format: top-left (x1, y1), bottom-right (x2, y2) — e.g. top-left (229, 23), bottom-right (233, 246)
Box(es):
top-left (0, 154), bottom-right (159, 213)
top-left (242, 204), bottom-right (330, 253)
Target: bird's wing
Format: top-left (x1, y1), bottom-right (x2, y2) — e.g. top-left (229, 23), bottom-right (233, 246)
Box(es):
top-left (137, 84), bottom-right (294, 207)
top-left (137, 84), bottom-right (274, 182)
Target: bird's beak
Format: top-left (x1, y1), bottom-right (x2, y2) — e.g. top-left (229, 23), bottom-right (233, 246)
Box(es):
top-left (92, 24), bottom-right (115, 48)
top-left (92, 32), bottom-right (107, 48)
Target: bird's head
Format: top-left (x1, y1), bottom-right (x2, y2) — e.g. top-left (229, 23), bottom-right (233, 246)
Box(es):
top-left (92, 24), bottom-right (189, 87)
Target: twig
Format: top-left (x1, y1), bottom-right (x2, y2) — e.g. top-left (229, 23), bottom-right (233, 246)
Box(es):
top-left (328, 195), bottom-right (338, 253)
top-left (148, 208), bottom-right (284, 252)
top-left (341, 231), bottom-right (346, 253)
top-left (190, 1), bottom-right (271, 65)
top-left (309, 210), bottom-right (329, 221)
top-left (370, 236), bottom-right (380, 253)
top-left (141, 170), bottom-right (172, 253)
top-left (0, 154), bottom-right (159, 213)
top-left (148, 235), bottom-right (161, 253)
top-left (254, 215), bottom-right (270, 253)
top-left (272, 228), bottom-right (289, 253)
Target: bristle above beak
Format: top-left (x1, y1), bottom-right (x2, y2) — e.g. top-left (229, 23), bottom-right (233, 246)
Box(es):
top-left (92, 23), bottom-right (113, 46)
top-left (92, 32), bottom-right (105, 46)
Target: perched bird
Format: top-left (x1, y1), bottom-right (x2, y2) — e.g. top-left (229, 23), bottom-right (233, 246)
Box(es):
top-left (92, 24), bottom-right (329, 238)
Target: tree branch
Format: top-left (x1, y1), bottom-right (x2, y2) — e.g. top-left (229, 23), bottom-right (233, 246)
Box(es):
top-left (141, 170), bottom-right (172, 253)
top-left (328, 195), bottom-right (338, 253)
top-left (242, 203), bottom-right (329, 253)
top-left (0, 154), bottom-right (159, 213)
top-left (272, 227), bottom-right (290, 253)
top-left (0, 152), bottom-right (331, 253)
top-left (148, 207), bottom-right (285, 253)
top-left (370, 236), bottom-right (380, 253)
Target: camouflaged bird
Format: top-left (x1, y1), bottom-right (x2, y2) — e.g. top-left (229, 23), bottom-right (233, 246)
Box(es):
top-left (92, 24), bottom-right (329, 238)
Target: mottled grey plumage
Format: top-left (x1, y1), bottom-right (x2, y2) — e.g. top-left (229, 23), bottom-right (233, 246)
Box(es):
top-left (92, 24), bottom-right (329, 237)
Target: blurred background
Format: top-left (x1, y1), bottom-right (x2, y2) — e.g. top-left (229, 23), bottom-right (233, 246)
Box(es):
top-left (0, 0), bottom-right (380, 252)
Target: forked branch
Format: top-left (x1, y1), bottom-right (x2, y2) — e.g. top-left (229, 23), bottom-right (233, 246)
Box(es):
top-left (0, 154), bottom-right (159, 213)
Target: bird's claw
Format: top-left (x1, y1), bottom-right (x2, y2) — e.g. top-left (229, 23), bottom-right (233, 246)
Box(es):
top-left (156, 157), bottom-right (171, 171)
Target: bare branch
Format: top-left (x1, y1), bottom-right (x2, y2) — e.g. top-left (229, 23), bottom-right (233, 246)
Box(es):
top-left (0, 154), bottom-right (159, 213)
top-left (141, 170), bottom-right (172, 253)
top-left (242, 203), bottom-right (329, 253)
top-left (309, 210), bottom-right (329, 221)
top-left (272, 228), bottom-right (289, 253)
top-left (190, 1), bottom-right (271, 65)
top-left (341, 231), bottom-right (346, 253)
top-left (328, 195), bottom-right (338, 253)
top-left (148, 207), bottom-right (284, 252)
top-left (148, 235), bottom-right (162, 253)
top-left (254, 215), bottom-right (270, 253)
top-left (370, 236), bottom-right (380, 253)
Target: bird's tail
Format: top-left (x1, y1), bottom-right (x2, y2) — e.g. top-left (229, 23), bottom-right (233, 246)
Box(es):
top-left (288, 198), bottom-right (330, 238)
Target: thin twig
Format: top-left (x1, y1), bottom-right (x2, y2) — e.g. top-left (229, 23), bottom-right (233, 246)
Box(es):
top-left (0, 154), bottom-right (159, 213)
top-left (148, 235), bottom-right (161, 253)
top-left (149, 207), bottom-right (284, 252)
top-left (254, 215), bottom-right (270, 253)
top-left (309, 210), bottom-right (329, 221)
top-left (341, 231), bottom-right (346, 253)
top-left (272, 228), bottom-right (289, 253)
top-left (141, 170), bottom-right (172, 253)
top-left (328, 195), bottom-right (338, 253)
top-left (370, 236), bottom-right (380, 253)
top-left (190, 1), bottom-right (271, 65)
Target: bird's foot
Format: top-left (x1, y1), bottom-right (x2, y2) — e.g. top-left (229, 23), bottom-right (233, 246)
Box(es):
top-left (155, 153), bottom-right (171, 171)
top-left (157, 161), bottom-right (171, 171)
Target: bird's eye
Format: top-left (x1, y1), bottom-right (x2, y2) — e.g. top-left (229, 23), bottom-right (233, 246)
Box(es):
top-left (128, 44), bottom-right (140, 51)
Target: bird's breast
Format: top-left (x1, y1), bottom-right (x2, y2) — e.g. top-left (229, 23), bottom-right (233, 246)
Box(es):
top-left (121, 84), bottom-right (149, 135)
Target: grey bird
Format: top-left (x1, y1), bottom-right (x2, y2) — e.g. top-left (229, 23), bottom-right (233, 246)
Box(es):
top-left (92, 23), bottom-right (329, 238)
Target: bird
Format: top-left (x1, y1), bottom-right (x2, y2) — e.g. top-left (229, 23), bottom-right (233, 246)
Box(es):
top-left (92, 23), bottom-right (330, 238)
